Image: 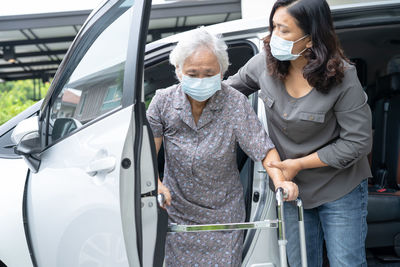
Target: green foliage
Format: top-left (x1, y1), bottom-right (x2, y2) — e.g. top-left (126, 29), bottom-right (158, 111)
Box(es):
top-left (0, 80), bottom-right (50, 125)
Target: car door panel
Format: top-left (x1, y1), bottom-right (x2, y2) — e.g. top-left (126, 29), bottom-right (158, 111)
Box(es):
top-left (28, 106), bottom-right (133, 267)
top-left (24, 0), bottom-right (159, 266)
top-left (124, 0), bottom-right (164, 265)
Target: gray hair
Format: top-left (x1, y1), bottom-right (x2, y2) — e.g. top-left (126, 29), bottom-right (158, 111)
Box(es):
top-left (169, 28), bottom-right (229, 77)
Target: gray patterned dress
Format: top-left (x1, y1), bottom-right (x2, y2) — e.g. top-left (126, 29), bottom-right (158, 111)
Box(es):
top-left (146, 83), bottom-right (274, 266)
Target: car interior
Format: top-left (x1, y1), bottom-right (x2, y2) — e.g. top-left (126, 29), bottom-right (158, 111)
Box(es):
top-left (337, 23), bottom-right (400, 262)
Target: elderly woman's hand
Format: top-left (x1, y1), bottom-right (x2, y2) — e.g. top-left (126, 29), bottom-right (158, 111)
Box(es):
top-left (158, 180), bottom-right (171, 209)
top-left (273, 180), bottom-right (299, 201)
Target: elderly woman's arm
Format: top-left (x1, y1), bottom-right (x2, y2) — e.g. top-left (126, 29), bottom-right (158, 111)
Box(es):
top-left (147, 90), bottom-right (172, 208)
top-left (154, 137), bottom-right (171, 207)
top-left (232, 92), bottom-right (298, 200)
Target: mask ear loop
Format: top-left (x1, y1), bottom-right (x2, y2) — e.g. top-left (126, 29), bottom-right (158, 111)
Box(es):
top-left (293, 35), bottom-right (310, 57)
top-left (293, 34), bottom-right (309, 44)
top-left (296, 47), bottom-right (308, 57)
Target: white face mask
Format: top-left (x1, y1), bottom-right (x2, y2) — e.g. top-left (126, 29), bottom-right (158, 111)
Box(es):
top-left (181, 73), bottom-right (221, 102)
top-left (270, 33), bottom-right (309, 61)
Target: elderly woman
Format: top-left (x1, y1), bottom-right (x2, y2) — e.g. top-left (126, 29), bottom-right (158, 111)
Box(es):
top-left (146, 29), bottom-right (298, 266)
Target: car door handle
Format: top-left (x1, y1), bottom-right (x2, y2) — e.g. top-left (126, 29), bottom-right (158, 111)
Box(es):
top-left (86, 156), bottom-right (116, 176)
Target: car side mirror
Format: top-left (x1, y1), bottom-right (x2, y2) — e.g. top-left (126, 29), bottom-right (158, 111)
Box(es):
top-left (11, 116), bottom-right (41, 173)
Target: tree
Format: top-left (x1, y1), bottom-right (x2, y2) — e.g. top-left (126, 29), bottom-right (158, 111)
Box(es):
top-left (0, 80), bottom-right (50, 125)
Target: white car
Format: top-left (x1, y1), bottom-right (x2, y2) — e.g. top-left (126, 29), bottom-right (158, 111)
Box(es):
top-left (1, 0), bottom-right (400, 266)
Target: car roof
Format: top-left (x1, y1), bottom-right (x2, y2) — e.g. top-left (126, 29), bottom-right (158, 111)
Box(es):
top-left (149, 17), bottom-right (267, 48)
top-left (149, 0), bottom-right (400, 49)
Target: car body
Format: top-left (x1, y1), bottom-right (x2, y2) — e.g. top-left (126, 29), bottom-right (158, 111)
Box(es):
top-left (0, 100), bottom-right (42, 267)
top-left (1, 0), bottom-right (400, 266)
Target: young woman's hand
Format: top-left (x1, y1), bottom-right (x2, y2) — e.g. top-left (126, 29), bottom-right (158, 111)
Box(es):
top-left (267, 159), bottom-right (302, 181)
top-left (158, 181), bottom-right (171, 209)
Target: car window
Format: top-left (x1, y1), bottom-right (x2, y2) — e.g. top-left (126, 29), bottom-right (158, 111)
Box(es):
top-left (144, 58), bottom-right (177, 109)
top-left (47, 1), bottom-right (134, 145)
top-left (224, 43), bottom-right (256, 79)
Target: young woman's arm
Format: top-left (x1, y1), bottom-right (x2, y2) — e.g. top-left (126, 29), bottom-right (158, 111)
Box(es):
top-left (263, 148), bottom-right (299, 201)
top-left (267, 152), bottom-right (328, 181)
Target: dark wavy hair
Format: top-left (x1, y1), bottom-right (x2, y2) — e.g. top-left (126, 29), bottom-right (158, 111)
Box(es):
top-left (264, 0), bottom-right (350, 93)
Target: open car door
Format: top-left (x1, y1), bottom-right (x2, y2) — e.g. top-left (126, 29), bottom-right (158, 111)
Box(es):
top-left (13, 0), bottom-right (164, 266)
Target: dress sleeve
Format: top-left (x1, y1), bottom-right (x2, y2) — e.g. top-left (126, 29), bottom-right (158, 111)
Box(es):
top-left (233, 93), bottom-right (275, 162)
top-left (224, 52), bottom-right (265, 96)
top-left (146, 90), bottom-right (164, 138)
top-left (317, 67), bottom-right (373, 169)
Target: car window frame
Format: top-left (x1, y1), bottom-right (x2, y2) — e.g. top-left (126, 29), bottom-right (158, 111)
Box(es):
top-left (39, 0), bottom-right (136, 150)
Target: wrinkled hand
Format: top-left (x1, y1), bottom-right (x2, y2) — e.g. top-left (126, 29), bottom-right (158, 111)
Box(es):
top-left (267, 159), bottom-right (302, 181)
top-left (274, 180), bottom-right (299, 201)
top-left (158, 181), bottom-right (171, 209)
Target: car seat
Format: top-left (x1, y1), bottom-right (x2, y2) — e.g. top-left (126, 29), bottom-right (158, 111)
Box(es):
top-left (366, 72), bottom-right (400, 257)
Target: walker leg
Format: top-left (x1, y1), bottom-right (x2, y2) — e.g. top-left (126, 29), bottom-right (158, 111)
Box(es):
top-left (297, 199), bottom-right (308, 267)
top-left (276, 188), bottom-right (288, 267)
